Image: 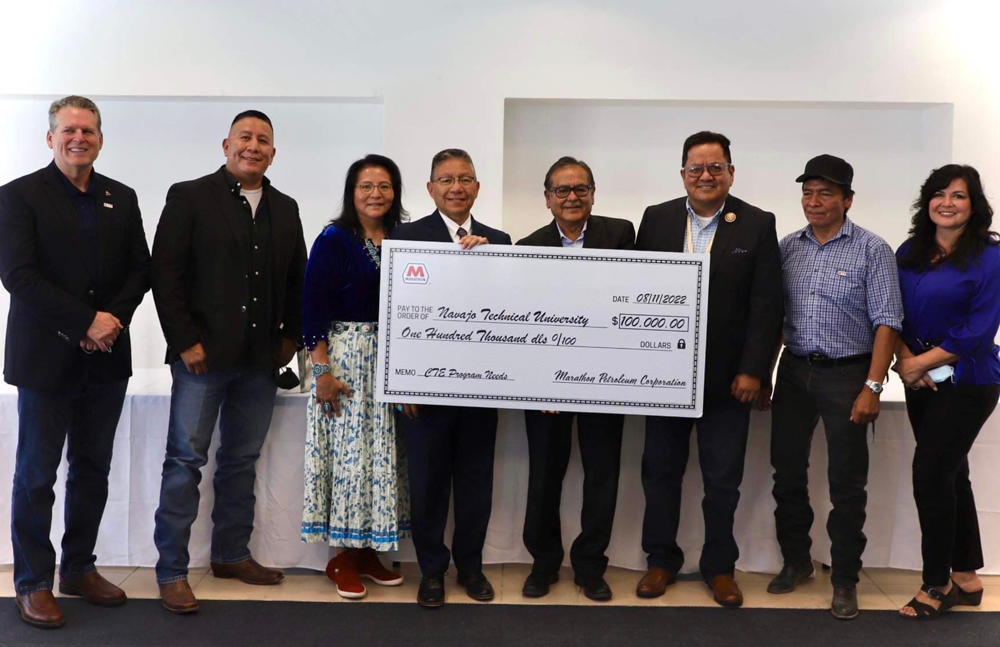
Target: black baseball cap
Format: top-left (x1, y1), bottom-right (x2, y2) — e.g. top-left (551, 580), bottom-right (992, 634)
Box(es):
top-left (796, 154), bottom-right (853, 191)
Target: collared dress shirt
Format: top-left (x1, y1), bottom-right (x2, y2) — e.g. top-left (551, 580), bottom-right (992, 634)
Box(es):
top-left (897, 241), bottom-right (1000, 385)
top-left (222, 168), bottom-right (275, 370)
top-left (439, 212), bottom-right (472, 243)
top-left (780, 218), bottom-right (903, 358)
top-left (55, 164), bottom-right (101, 291)
top-left (686, 198), bottom-right (724, 254)
top-left (556, 220), bottom-right (587, 248)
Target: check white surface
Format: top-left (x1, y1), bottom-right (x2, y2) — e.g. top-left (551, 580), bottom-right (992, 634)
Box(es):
top-left (377, 241), bottom-right (709, 416)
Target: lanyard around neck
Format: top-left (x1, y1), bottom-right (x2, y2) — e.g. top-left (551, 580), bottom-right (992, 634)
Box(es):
top-left (686, 214), bottom-right (718, 254)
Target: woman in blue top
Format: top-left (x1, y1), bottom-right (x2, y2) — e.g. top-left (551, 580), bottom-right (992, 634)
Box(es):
top-left (895, 164), bottom-right (1000, 619)
top-left (300, 155), bottom-right (410, 599)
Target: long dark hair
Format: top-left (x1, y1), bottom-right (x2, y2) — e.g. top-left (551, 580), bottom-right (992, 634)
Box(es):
top-left (333, 154), bottom-right (408, 237)
top-left (898, 164), bottom-right (998, 270)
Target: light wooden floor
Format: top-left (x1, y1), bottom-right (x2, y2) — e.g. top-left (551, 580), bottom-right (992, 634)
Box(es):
top-left (3, 562), bottom-right (1000, 611)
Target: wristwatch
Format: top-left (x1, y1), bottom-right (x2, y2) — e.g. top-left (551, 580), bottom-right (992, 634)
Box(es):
top-left (864, 379), bottom-right (884, 394)
top-left (312, 363), bottom-right (332, 378)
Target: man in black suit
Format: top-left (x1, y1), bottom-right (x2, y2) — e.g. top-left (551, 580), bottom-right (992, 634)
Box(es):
top-left (516, 157), bottom-right (633, 601)
top-left (0, 96), bottom-right (150, 628)
top-left (150, 110), bottom-right (306, 614)
top-left (391, 149), bottom-right (511, 608)
top-left (634, 132), bottom-right (783, 606)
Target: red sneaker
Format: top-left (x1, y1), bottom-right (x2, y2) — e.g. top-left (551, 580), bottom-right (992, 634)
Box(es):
top-left (356, 547), bottom-right (404, 586)
top-left (325, 552), bottom-right (367, 599)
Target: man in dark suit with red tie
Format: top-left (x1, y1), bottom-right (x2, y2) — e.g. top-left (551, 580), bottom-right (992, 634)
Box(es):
top-left (634, 132), bottom-right (783, 606)
top-left (516, 157), bottom-right (634, 601)
top-left (391, 149), bottom-right (511, 608)
top-left (0, 96), bottom-right (151, 628)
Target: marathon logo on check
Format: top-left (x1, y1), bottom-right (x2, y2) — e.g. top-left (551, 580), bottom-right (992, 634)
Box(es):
top-left (402, 263), bottom-right (429, 284)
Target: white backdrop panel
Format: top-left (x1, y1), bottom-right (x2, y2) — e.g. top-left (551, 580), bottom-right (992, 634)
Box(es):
top-left (502, 100), bottom-right (952, 247)
top-left (0, 96), bottom-right (385, 370)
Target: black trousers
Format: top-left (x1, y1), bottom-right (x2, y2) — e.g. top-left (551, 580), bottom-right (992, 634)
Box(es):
top-left (522, 410), bottom-right (624, 578)
top-left (401, 405), bottom-right (497, 578)
top-left (770, 351), bottom-right (870, 588)
top-left (641, 395), bottom-right (750, 580)
top-left (906, 381), bottom-right (1000, 587)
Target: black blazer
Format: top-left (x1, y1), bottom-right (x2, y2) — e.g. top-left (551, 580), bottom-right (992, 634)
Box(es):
top-left (636, 195), bottom-right (782, 400)
top-left (391, 210), bottom-right (512, 246)
top-left (0, 163), bottom-right (151, 390)
top-left (150, 166), bottom-right (307, 369)
top-left (516, 214), bottom-right (635, 250)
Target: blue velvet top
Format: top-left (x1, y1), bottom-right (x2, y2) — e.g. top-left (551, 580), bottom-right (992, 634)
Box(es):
top-left (896, 241), bottom-right (1000, 385)
top-left (302, 224), bottom-right (381, 350)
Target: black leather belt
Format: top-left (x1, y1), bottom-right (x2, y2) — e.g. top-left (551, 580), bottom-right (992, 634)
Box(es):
top-left (792, 352), bottom-right (872, 366)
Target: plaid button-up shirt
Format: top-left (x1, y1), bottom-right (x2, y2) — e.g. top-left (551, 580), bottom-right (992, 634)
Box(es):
top-left (780, 218), bottom-right (903, 358)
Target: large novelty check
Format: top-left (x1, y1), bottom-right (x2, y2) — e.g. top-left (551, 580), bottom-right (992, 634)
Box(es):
top-left (376, 241), bottom-right (709, 417)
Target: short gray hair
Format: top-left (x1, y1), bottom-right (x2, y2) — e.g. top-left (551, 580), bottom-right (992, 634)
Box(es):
top-left (48, 95), bottom-right (102, 133)
top-left (430, 148), bottom-right (475, 181)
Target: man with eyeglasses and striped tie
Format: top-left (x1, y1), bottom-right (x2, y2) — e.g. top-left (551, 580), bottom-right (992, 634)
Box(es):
top-left (390, 148), bottom-right (511, 608)
top-left (633, 131), bottom-right (783, 607)
top-left (515, 156), bottom-right (634, 602)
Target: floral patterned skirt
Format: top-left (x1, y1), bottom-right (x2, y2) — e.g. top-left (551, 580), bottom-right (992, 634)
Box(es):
top-left (301, 322), bottom-right (411, 550)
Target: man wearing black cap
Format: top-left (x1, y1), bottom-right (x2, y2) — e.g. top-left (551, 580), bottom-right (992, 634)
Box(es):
top-left (759, 154), bottom-right (902, 619)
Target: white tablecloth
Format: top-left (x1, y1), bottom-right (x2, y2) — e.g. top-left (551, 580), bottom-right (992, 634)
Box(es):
top-left (2, 368), bottom-right (999, 574)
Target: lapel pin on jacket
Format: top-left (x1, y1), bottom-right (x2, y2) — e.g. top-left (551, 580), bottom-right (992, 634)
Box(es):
top-left (724, 212), bottom-right (736, 223)
top-left (103, 202), bottom-right (114, 209)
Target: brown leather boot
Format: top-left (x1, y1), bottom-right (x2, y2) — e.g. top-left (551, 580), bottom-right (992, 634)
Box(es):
top-left (158, 580), bottom-right (200, 614)
top-left (15, 590), bottom-right (65, 628)
top-left (59, 571), bottom-right (127, 606)
top-left (210, 558), bottom-right (284, 585)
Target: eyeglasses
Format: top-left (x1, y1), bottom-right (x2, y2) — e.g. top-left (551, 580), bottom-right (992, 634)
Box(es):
top-left (548, 184), bottom-right (593, 199)
top-left (681, 163), bottom-right (731, 178)
top-left (433, 176), bottom-right (477, 188)
top-left (357, 182), bottom-right (394, 194)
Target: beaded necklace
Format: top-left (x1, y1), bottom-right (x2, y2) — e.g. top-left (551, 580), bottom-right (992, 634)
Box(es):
top-left (364, 237), bottom-right (381, 269)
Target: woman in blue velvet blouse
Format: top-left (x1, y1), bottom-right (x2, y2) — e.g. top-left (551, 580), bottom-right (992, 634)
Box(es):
top-left (300, 155), bottom-right (410, 599)
top-left (895, 164), bottom-right (1000, 619)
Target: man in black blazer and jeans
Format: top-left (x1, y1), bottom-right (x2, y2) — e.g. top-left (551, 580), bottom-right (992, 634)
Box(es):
top-left (150, 110), bottom-right (306, 614)
top-left (634, 132), bottom-right (783, 606)
top-left (392, 149), bottom-right (511, 608)
top-left (0, 96), bottom-right (150, 628)
top-left (516, 157), bottom-right (634, 601)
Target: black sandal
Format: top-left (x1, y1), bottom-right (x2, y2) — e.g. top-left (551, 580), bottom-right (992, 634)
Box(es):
top-left (951, 578), bottom-right (984, 607)
top-left (900, 583), bottom-right (958, 620)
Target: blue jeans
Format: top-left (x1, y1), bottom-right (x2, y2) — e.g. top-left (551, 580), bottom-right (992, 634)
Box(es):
top-left (153, 361), bottom-right (276, 583)
top-left (11, 375), bottom-right (128, 594)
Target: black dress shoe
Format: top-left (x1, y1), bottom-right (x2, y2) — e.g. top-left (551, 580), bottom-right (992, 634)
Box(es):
top-left (522, 571), bottom-right (559, 598)
top-left (417, 574), bottom-right (445, 608)
top-left (767, 562), bottom-right (815, 594)
top-left (457, 571), bottom-right (495, 601)
top-left (575, 574), bottom-right (612, 601)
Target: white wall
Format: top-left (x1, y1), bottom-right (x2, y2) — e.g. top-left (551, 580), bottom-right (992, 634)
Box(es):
top-left (503, 100), bottom-right (952, 244)
top-left (0, 0), bottom-right (996, 360)
top-left (0, 97), bottom-right (384, 368)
